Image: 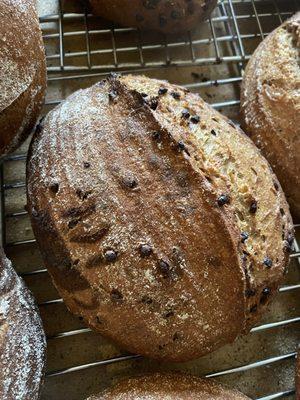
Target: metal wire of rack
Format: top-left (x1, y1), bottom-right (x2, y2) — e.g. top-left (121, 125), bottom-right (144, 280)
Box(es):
top-left (1, 0), bottom-right (300, 399)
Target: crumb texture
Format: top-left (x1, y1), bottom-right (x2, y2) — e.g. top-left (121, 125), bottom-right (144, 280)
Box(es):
top-left (0, 250), bottom-right (46, 400)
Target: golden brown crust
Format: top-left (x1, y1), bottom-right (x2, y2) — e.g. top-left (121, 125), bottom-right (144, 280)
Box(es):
top-left (27, 75), bottom-right (292, 362)
top-left (0, 249), bottom-right (46, 400)
top-left (86, 373), bottom-right (251, 399)
top-left (89, 0), bottom-right (217, 34)
top-left (0, 0), bottom-right (46, 156)
top-left (241, 12), bottom-right (300, 220)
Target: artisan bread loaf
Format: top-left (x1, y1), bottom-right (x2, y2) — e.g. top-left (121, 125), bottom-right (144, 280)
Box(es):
top-left (89, 0), bottom-right (217, 34)
top-left (241, 12), bottom-right (300, 220)
top-left (87, 373), bottom-right (251, 399)
top-left (27, 74), bottom-right (293, 362)
top-left (0, 249), bottom-right (46, 399)
top-left (0, 0), bottom-right (46, 157)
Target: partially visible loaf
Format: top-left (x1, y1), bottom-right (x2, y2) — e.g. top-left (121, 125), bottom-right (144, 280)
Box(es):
top-left (89, 0), bottom-right (217, 34)
top-left (0, 249), bottom-right (46, 399)
top-left (27, 74), bottom-right (293, 362)
top-left (87, 373), bottom-right (251, 399)
top-left (241, 12), bottom-right (300, 220)
top-left (0, 0), bottom-right (46, 157)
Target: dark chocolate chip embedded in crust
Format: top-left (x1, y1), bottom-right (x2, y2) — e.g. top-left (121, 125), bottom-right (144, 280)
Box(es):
top-left (249, 200), bottom-right (258, 214)
top-left (141, 295), bottom-right (153, 304)
top-left (178, 141), bottom-right (186, 151)
top-left (105, 250), bottom-right (118, 262)
top-left (83, 162), bottom-right (90, 168)
top-left (149, 97), bottom-right (159, 110)
top-left (181, 109), bottom-right (190, 119)
top-left (152, 130), bottom-right (162, 141)
top-left (217, 194), bottom-right (230, 207)
top-left (171, 91), bottom-right (181, 100)
top-left (139, 244), bottom-right (152, 257)
top-left (260, 287), bottom-right (271, 304)
top-left (190, 115), bottom-right (200, 124)
top-left (263, 257), bottom-right (273, 268)
top-left (211, 129), bottom-right (217, 136)
top-left (241, 232), bottom-right (249, 243)
top-left (123, 176), bottom-right (138, 189)
top-left (108, 89), bottom-right (118, 102)
top-left (158, 87), bottom-right (168, 95)
top-left (110, 289), bottom-right (123, 302)
top-left (245, 288), bottom-right (256, 297)
top-left (49, 182), bottom-right (59, 194)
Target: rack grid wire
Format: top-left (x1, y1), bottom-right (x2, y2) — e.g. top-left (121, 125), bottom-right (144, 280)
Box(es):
top-left (1, 0), bottom-right (300, 399)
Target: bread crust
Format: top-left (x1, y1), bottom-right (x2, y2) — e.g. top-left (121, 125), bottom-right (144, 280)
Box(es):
top-left (86, 373), bottom-right (251, 399)
top-left (241, 12), bottom-right (300, 220)
top-left (89, 0), bottom-right (217, 34)
top-left (0, 249), bottom-right (46, 400)
top-left (0, 0), bottom-right (46, 156)
top-left (27, 75), bottom-right (292, 362)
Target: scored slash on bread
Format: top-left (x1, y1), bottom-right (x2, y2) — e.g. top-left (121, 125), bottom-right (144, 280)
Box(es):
top-left (27, 74), bottom-right (293, 362)
top-left (0, 249), bottom-right (46, 400)
top-left (86, 372), bottom-right (251, 399)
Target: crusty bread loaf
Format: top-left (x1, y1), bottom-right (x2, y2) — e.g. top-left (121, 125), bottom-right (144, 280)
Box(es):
top-left (0, 249), bottom-right (46, 399)
top-left (87, 373), bottom-right (251, 399)
top-left (241, 12), bottom-right (300, 220)
top-left (27, 74), bottom-right (293, 362)
top-left (0, 0), bottom-right (46, 157)
top-left (89, 0), bottom-right (217, 34)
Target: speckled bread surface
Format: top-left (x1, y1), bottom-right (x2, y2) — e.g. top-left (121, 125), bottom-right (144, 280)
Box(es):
top-left (86, 373), bottom-right (251, 399)
top-left (89, 0), bottom-right (217, 34)
top-left (241, 12), bottom-right (300, 220)
top-left (27, 74), bottom-right (293, 362)
top-left (0, 249), bottom-right (46, 399)
top-left (0, 0), bottom-right (46, 157)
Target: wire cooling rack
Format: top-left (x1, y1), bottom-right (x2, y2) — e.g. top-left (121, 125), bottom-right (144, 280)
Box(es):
top-left (1, 0), bottom-right (300, 399)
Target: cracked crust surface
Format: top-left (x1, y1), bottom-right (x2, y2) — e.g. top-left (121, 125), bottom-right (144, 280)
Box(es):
top-left (27, 75), bottom-right (292, 362)
top-left (0, 0), bottom-right (46, 156)
top-left (241, 12), bottom-right (300, 220)
top-left (89, 0), bottom-right (217, 34)
top-left (87, 373), bottom-right (251, 399)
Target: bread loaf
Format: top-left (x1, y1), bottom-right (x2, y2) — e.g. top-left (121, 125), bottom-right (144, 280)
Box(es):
top-left (241, 12), bottom-right (300, 220)
top-left (86, 373), bottom-right (251, 399)
top-left (0, 0), bottom-right (46, 157)
top-left (27, 74), bottom-right (293, 362)
top-left (89, 0), bottom-right (217, 34)
top-left (0, 249), bottom-right (46, 399)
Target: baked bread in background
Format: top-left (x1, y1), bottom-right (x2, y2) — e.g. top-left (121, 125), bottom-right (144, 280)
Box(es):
top-left (89, 0), bottom-right (217, 33)
top-left (0, 249), bottom-right (46, 399)
top-left (0, 0), bottom-right (46, 157)
top-left (241, 12), bottom-right (300, 220)
top-left (27, 74), bottom-right (293, 362)
top-left (86, 373), bottom-right (251, 399)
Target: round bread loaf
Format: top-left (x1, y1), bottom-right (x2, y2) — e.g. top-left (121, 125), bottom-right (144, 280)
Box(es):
top-left (241, 12), bottom-right (300, 220)
top-left (0, 0), bottom-right (46, 157)
top-left (27, 74), bottom-right (293, 362)
top-left (86, 373), bottom-right (251, 399)
top-left (89, 0), bottom-right (217, 34)
top-left (0, 249), bottom-right (46, 399)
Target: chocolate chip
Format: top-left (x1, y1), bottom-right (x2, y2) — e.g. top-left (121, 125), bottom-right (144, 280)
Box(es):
top-left (173, 332), bottom-right (181, 341)
top-left (263, 257), bottom-right (273, 268)
top-left (250, 305), bottom-right (257, 313)
top-left (139, 244), bottom-right (152, 257)
top-left (152, 131), bottom-right (161, 140)
top-left (83, 162), bottom-right (90, 168)
top-left (108, 89), bottom-right (118, 102)
top-left (141, 93), bottom-right (148, 97)
top-left (249, 200), bottom-right (258, 214)
top-left (181, 109), bottom-right (190, 119)
top-left (158, 87), bottom-right (168, 95)
top-left (105, 250), bottom-right (117, 262)
top-left (149, 98), bottom-right (158, 110)
top-left (260, 287), bottom-right (271, 304)
top-left (68, 219), bottom-right (79, 229)
top-left (163, 309), bottom-right (174, 318)
top-left (280, 208), bottom-right (285, 216)
top-left (159, 14), bottom-right (167, 27)
top-left (217, 194), bottom-right (230, 206)
top-left (178, 141), bottom-right (186, 151)
top-left (190, 115), bottom-right (200, 124)
top-left (171, 91), bottom-right (181, 100)
top-left (274, 181), bottom-right (279, 190)
top-left (241, 232), bottom-right (249, 243)
top-left (262, 287), bottom-right (271, 296)
top-left (49, 183), bottom-right (59, 194)
top-left (110, 289), bottom-right (123, 301)
top-left (211, 129), bottom-right (217, 136)
top-left (123, 176), bottom-right (138, 189)
top-left (141, 295), bottom-right (153, 304)
top-left (245, 288), bottom-right (256, 297)
top-left (284, 233), bottom-right (294, 252)
top-left (158, 259), bottom-right (171, 278)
